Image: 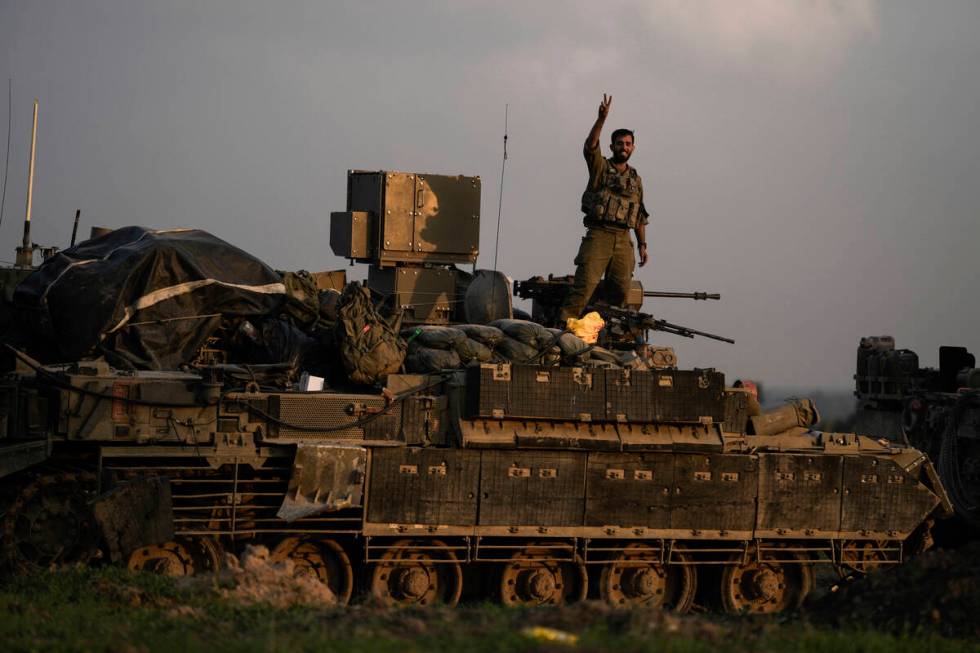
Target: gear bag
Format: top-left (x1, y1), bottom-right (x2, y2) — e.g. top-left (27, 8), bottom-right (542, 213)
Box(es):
top-left (335, 284), bottom-right (406, 385)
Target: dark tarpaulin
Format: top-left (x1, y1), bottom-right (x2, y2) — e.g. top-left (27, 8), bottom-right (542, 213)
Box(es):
top-left (13, 226), bottom-right (288, 370)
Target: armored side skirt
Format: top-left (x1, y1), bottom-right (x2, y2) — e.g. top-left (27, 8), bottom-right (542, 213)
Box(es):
top-left (363, 448), bottom-right (940, 541)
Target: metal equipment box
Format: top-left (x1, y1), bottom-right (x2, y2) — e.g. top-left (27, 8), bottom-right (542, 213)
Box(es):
top-left (466, 364), bottom-right (605, 422)
top-left (467, 365), bottom-right (725, 424)
top-left (606, 369), bottom-right (726, 423)
top-left (345, 170), bottom-right (480, 266)
top-left (368, 265), bottom-right (456, 324)
top-left (329, 211), bottom-right (373, 260)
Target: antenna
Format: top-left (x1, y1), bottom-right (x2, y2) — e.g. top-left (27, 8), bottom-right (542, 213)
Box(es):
top-left (0, 79), bottom-right (11, 233)
top-left (485, 104), bottom-right (510, 320)
top-left (15, 99), bottom-right (38, 267)
top-left (492, 104), bottom-right (508, 273)
top-left (70, 209), bottom-right (80, 247)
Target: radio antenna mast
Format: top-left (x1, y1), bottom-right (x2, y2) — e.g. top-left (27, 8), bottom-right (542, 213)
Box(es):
top-left (16, 99), bottom-right (38, 267)
top-left (0, 79), bottom-right (11, 233)
top-left (492, 104), bottom-right (508, 273)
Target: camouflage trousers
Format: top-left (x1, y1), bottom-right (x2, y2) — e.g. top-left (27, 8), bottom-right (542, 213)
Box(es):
top-left (559, 227), bottom-right (635, 323)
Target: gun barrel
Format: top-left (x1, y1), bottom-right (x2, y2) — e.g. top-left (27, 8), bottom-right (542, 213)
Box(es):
top-left (643, 291), bottom-right (720, 300)
top-left (656, 320), bottom-right (734, 344)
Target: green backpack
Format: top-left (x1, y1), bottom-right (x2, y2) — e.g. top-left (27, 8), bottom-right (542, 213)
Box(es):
top-left (335, 284), bottom-right (406, 385)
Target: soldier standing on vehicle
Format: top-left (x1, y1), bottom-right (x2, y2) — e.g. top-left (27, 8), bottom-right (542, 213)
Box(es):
top-left (558, 94), bottom-right (649, 325)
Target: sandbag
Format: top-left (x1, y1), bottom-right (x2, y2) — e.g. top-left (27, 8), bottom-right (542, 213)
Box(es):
top-left (588, 346), bottom-right (622, 367)
top-left (490, 319), bottom-right (553, 349)
top-left (402, 325), bottom-right (466, 351)
top-left (616, 350), bottom-right (650, 371)
top-left (455, 337), bottom-right (493, 364)
top-left (405, 347), bottom-right (462, 373)
top-left (547, 328), bottom-right (591, 361)
top-left (457, 324), bottom-right (505, 347)
top-left (335, 284), bottom-right (406, 385)
top-left (495, 336), bottom-right (543, 364)
top-left (539, 349), bottom-right (561, 366)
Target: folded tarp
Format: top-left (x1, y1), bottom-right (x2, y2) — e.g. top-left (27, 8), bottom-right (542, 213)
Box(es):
top-left (13, 226), bottom-right (288, 369)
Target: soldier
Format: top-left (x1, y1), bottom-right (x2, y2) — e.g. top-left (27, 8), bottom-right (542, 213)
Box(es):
top-left (559, 94), bottom-right (649, 325)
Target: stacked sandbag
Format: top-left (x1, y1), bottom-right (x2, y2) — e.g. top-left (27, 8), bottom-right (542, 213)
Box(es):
top-left (489, 319), bottom-right (561, 365)
top-left (403, 326), bottom-right (463, 373)
top-left (453, 324), bottom-right (502, 364)
top-left (400, 320), bottom-right (598, 371)
top-left (457, 324), bottom-right (505, 348)
top-left (546, 328), bottom-right (592, 364)
top-left (402, 325), bottom-right (494, 373)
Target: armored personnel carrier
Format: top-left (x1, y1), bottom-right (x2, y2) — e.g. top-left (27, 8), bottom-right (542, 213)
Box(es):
top-left (854, 336), bottom-right (979, 534)
top-left (0, 170), bottom-right (950, 614)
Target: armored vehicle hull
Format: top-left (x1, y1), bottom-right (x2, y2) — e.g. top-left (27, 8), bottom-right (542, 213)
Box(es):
top-left (0, 356), bottom-right (948, 613)
top-left (0, 170), bottom-right (952, 613)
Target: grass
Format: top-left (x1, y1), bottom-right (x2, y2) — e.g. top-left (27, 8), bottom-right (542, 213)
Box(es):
top-left (0, 568), bottom-right (976, 653)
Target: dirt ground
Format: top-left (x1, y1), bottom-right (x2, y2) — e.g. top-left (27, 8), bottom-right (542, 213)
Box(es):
top-left (809, 540), bottom-right (980, 639)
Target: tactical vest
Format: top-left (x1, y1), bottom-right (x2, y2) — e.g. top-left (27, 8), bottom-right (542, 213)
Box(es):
top-left (581, 162), bottom-right (642, 229)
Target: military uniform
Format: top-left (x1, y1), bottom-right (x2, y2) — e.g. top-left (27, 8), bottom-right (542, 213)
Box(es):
top-left (559, 141), bottom-right (649, 323)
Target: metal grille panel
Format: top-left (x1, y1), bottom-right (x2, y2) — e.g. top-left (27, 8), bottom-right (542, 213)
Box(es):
top-left (269, 394), bottom-right (396, 440)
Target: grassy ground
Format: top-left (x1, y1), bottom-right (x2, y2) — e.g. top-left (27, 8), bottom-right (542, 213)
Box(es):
top-left (0, 568), bottom-right (977, 653)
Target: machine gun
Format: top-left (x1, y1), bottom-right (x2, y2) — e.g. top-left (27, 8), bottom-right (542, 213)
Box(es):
top-left (597, 305), bottom-right (734, 345)
top-left (513, 274), bottom-right (722, 326)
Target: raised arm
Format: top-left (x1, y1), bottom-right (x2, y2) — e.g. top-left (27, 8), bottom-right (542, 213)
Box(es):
top-left (586, 94), bottom-right (611, 150)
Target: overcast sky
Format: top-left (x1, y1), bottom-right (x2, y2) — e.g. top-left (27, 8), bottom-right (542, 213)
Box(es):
top-left (1, 1), bottom-right (978, 388)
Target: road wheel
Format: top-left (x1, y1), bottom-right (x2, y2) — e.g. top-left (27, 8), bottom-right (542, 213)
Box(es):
top-left (499, 544), bottom-right (587, 606)
top-left (271, 537), bottom-right (353, 605)
top-left (599, 543), bottom-right (696, 611)
top-left (370, 539), bottom-right (462, 607)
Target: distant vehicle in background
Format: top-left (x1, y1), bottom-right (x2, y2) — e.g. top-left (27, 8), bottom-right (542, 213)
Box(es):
top-left (854, 336), bottom-right (980, 536)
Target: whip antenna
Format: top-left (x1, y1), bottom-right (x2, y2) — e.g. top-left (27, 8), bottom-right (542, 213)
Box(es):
top-left (0, 78), bottom-right (11, 233)
top-left (492, 104), bottom-right (508, 273)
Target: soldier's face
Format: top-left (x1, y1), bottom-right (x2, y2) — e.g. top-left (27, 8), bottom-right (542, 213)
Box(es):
top-left (610, 135), bottom-right (634, 163)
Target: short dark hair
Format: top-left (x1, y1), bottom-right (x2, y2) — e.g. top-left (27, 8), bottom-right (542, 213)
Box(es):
top-left (610, 128), bottom-right (634, 143)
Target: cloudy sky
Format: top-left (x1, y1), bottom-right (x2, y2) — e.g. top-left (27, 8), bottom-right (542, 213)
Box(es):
top-left (1, 1), bottom-right (978, 388)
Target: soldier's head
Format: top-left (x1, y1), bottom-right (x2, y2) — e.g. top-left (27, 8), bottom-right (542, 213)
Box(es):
top-left (610, 128), bottom-right (635, 164)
